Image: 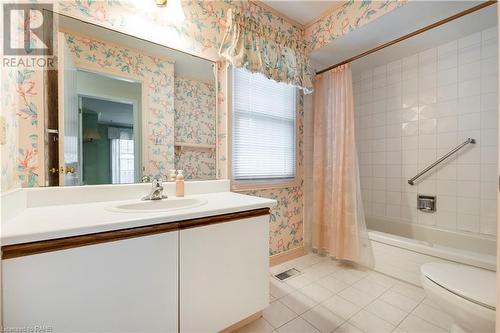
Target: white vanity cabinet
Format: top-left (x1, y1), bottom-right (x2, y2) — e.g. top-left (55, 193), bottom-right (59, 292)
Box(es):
top-left (179, 215), bottom-right (270, 332)
top-left (2, 232), bottom-right (179, 333)
top-left (1, 207), bottom-right (271, 332)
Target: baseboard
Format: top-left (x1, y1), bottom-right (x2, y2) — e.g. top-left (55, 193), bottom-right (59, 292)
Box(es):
top-left (269, 246), bottom-right (305, 267)
top-left (219, 310), bottom-right (262, 333)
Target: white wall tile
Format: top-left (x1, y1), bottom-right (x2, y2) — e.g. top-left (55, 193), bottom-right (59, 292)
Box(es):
top-left (458, 95), bottom-right (480, 114)
top-left (438, 68), bottom-right (457, 86)
top-left (437, 83), bottom-right (458, 102)
top-left (459, 45), bottom-right (481, 65)
top-left (459, 33), bottom-right (481, 49)
top-left (457, 213), bottom-right (480, 232)
top-left (353, 28), bottom-right (497, 236)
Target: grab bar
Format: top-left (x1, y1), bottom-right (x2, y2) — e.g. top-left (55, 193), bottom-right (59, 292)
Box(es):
top-left (408, 138), bottom-right (476, 185)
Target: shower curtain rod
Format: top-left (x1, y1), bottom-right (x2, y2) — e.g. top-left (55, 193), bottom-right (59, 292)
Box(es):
top-left (316, 0), bottom-right (497, 75)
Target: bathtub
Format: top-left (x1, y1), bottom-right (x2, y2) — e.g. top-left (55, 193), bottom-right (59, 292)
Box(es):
top-left (366, 218), bottom-right (497, 286)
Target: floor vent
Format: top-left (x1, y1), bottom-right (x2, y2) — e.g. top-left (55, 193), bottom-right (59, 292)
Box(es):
top-left (274, 268), bottom-right (301, 281)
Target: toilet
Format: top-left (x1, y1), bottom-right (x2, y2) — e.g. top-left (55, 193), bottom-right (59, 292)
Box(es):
top-left (420, 263), bottom-right (496, 333)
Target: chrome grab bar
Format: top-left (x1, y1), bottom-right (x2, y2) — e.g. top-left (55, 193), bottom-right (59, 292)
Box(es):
top-left (408, 138), bottom-right (476, 185)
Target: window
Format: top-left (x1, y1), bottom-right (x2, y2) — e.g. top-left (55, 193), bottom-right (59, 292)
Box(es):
top-left (232, 67), bottom-right (296, 184)
top-left (111, 138), bottom-right (135, 184)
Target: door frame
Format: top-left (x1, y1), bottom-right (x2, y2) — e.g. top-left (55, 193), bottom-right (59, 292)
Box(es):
top-left (78, 91), bottom-right (141, 183)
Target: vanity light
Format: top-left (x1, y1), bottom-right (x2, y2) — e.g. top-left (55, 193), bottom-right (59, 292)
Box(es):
top-left (155, 0), bottom-right (167, 7)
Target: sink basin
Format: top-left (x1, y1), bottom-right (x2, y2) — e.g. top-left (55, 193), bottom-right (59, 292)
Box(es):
top-left (108, 198), bottom-right (207, 213)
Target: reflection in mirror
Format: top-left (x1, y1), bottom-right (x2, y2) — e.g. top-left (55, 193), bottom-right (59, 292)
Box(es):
top-left (46, 13), bottom-right (216, 186)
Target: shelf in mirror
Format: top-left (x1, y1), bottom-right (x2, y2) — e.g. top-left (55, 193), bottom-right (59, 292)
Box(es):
top-left (174, 142), bottom-right (216, 154)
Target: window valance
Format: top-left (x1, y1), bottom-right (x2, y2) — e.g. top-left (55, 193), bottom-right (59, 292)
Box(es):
top-left (219, 9), bottom-right (313, 94)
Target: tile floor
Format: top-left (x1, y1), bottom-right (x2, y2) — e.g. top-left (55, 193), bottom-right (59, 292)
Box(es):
top-left (236, 253), bottom-right (453, 333)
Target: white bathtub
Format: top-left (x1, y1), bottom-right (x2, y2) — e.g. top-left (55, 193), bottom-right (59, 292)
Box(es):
top-left (366, 218), bottom-right (497, 286)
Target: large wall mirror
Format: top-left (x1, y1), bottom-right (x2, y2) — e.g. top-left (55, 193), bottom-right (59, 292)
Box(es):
top-left (45, 13), bottom-right (217, 186)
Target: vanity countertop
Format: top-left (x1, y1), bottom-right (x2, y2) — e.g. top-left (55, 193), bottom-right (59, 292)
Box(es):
top-left (1, 192), bottom-right (276, 246)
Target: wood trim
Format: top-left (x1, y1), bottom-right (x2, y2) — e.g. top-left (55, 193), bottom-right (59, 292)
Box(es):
top-left (1, 208), bottom-right (270, 259)
top-left (269, 246), bottom-right (305, 267)
top-left (219, 310), bottom-right (263, 333)
top-left (316, 0), bottom-right (497, 75)
top-left (178, 208), bottom-right (270, 230)
top-left (232, 179), bottom-right (299, 192)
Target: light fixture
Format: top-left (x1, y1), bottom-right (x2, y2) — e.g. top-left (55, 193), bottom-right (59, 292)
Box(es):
top-left (83, 128), bottom-right (101, 143)
top-left (156, 0), bottom-right (167, 7)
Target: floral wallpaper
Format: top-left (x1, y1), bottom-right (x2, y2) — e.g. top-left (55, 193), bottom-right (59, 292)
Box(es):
top-left (57, 1), bottom-right (304, 63)
top-left (174, 75), bottom-right (216, 180)
top-left (2, 0), bottom-right (408, 255)
top-left (175, 150), bottom-right (216, 181)
top-left (305, 0), bottom-right (408, 52)
top-left (63, 31), bottom-right (175, 177)
top-left (1, 67), bottom-right (44, 191)
top-left (174, 76), bottom-right (216, 145)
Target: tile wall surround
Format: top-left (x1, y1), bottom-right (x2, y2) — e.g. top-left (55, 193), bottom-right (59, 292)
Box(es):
top-left (353, 27), bottom-right (498, 236)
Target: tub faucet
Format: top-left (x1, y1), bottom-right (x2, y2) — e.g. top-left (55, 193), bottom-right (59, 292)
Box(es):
top-left (142, 177), bottom-right (168, 201)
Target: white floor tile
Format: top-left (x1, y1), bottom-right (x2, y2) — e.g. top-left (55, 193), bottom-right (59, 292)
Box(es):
top-left (322, 295), bottom-right (361, 320)
top-left (412, 303), bottom-right (453, 330)
top-left (271, 262), bottom-right (296, 275)
top-left (310, 260), bottom-right (341, 275)
top-left (364, 272), bottom-right (398, 288)
top-left (391, 283), bottom-right (426, 301)
top-left (289, 254), bottom-right (326, 270)
top-left (263, 300), bottom-right (298, 328)
top-left (421, 297), bottom-right (442, 310)
top-left (300, 283), bottom-right (334, 303)
top-left (348, 310), bottom-right (395, 333)
top-left (379, 289), bottom-right (420, 312)
top-left (351, 277), bottom-right (390, 298)
top-left (286, 274), bottom-right (313, 289)
top-left (333, 322), bottom-right (364, 333)
top-left (338, 286), bottom-right (377, 307)
top-left (301, 304), bottom-right (345, 333)
top-left (277, 317), bottom-right (320, 333)
top-left (269, 254), bottom-right (454, 333)
top-left (364, 299), bottom-right (408, 326)
top-left (393, 328), bottom-right (408, 333)
top-left (270, 279), bottom-right (296, 299)
top-left (398, 314), bottom-right (446, 333)
top-left (316, 275), bottom-right (350, 294)
top-left (280, 290), bottom-right (318, 315)
top-left (332, 268), bottom-right (368, 285)
top-left (302, 264), bottom-right (335, 282)
top-left (236, 318), bottom-right (274, 333)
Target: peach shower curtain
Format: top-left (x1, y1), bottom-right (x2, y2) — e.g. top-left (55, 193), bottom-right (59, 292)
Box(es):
top-left (312, 64), bottom-right (372, 266)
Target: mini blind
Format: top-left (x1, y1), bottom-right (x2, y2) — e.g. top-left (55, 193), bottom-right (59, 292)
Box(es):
top-left (232, 67), bottom-right (296, 181)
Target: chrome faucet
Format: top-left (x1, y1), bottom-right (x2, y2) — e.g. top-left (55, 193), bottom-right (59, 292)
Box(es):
top-left (142, 177), bottom-right (168, 201)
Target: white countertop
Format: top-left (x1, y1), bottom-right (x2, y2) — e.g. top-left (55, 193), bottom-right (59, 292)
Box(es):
top-left (1, 192), bottom-right (276, 245)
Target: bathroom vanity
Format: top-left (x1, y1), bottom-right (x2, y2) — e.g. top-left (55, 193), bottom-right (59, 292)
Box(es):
top-left (1, 180), bottom-right (275, 332)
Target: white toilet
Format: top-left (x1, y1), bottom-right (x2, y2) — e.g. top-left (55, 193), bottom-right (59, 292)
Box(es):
top-left (420, 263), bottom-right (496, 333)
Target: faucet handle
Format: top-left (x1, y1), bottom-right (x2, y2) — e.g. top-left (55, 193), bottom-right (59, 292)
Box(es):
top-left (152, 177), bottom-right (162, 186)
top-left (141, 174), bottom-right (152, 183)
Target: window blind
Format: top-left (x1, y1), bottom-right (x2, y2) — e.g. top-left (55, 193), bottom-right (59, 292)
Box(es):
top-left (232, 67), bottom-right (296, 181)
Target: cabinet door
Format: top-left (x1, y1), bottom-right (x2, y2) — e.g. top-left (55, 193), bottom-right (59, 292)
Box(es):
top-left (2, 232), bottom-right (178, 332)
top-left (180, 216), bottom-right (269, 332)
